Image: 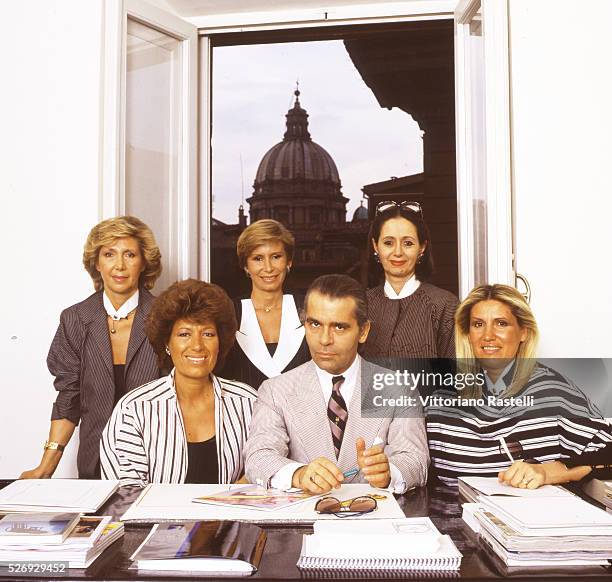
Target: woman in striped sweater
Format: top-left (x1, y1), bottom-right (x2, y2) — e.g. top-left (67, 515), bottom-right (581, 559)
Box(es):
top-left (100, 279), bottom-right (257, 486)
top-left (363, 201), bottom-right (458, 360)
top-left (426, 284), bottom-right (611, 486)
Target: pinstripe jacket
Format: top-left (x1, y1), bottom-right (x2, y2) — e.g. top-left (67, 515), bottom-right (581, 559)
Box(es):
top-left (244, 358), bottom-right (429, 488)
top-left (48, 289), bottom-right (160, 478)
top-left (100, 372), bottom-right (257, 486)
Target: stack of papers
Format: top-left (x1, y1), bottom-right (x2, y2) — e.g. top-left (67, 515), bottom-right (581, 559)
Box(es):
top-left (0, 480), bottom-right (120, 513)
top-left (297, 518), bottom-right (462, 571)
top-left (0, 516), bottom-right (124, 568)
top-left (474, 496), bottom-right (612, 566)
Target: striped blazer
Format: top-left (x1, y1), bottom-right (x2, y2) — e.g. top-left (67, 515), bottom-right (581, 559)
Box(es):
top-left (48, 288), bottom-right (159, 478)
top-left (100, 371), bottom-right (257, 486)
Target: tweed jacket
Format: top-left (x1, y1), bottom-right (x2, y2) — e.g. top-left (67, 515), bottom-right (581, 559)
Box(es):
top-left (100, 372), bottom-right (257, 486)
top-left (364, 283), bottom-right (458, 359)
top-left (48, 288), bottom-right (160, 478)
top-left (244, 358), bottom-right (429, 488)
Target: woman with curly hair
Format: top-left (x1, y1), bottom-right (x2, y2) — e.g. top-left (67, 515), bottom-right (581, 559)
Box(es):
top-left (21, 216), bottom-right (162, 479)
top-left (100, 279), bottom-right (257, 486)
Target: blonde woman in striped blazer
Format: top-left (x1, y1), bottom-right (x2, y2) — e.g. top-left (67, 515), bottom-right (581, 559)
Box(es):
top-left (100, 279), bottom-right (257, 486)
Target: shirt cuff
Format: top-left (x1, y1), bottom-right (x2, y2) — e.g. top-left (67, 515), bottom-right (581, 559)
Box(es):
top-left (270, 462), bottom-right (305, 491)
top-left (373, 462), bottom-right (407, 495)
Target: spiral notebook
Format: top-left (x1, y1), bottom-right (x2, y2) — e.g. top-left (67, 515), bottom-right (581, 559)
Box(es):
top-left (297, 518), bottom-right (461, 572)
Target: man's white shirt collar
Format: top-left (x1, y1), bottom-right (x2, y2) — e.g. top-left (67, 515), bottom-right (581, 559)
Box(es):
top-left (313, 354), bottom-right (361, 404)
top-left (384, 276), bottom-right (420, 300)
top-left (103, 289), bottom-right (139, 320)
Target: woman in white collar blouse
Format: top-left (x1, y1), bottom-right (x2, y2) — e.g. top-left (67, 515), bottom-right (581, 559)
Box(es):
top-left (220, 219), bottom-right (310, 389)
top-left (21, 216), bottom-right (162, 479)
top-left (363, 201), bottom-right (458, 360)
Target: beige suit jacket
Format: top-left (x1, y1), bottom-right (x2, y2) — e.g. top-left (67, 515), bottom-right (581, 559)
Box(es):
top-left (244, 358), bottom-right (429, 488)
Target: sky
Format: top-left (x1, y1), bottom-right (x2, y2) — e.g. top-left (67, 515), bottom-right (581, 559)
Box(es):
top-left (211, 40), bottom-right (423, 224)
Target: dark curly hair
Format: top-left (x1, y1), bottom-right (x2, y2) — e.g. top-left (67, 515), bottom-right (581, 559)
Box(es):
top-left (145, 279), bottom-right (237, 373)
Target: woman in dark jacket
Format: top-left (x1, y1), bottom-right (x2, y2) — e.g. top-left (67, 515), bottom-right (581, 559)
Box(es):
top-left (363, 201), bottom-right (458, 360)
top-left (21, 216), bottom-right (162, 479)
top-left (220, 219), bottom-right (309, 389)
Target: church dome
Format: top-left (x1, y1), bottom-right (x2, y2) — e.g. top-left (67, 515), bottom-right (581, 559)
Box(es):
top-left (254, 90), bottom-right (340, 188)
top-left (352, 200), bottom-right (368, 222)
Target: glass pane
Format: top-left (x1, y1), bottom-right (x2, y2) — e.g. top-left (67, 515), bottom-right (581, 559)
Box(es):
top-left (125, 19), bottom-right (181, 293)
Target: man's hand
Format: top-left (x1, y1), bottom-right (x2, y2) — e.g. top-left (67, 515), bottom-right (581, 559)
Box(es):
top-left (292, 457), bottom-right (344, 493)
top-left (356, 437), bottom-right (391, 488)
top-left (498, 461), bottom-right (547, 489)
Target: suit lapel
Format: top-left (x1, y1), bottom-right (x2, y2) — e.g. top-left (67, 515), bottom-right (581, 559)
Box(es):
top-left (338, 359), bottom-right (384, 471)
top-left (84, 292), bottom-right (114, 381)
top-left (125, 288), bottom-right (151, 371)
top-left (235, 296), bottom-right (304, 379)
top-left (289, 362), bottom-right (336, 461)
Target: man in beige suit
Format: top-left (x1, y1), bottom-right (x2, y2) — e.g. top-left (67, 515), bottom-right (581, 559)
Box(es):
top-left (244, 274), bottom-right (429, 494)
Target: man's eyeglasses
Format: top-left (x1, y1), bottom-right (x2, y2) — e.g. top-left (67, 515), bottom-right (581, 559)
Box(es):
top-left (375, 200), bottom-right (424, 217)
top-left (314, 495), bottom-right (377, 518)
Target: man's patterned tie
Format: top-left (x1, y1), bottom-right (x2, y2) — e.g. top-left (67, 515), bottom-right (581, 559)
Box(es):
top-left (327, 375), bottom-right (348, 458)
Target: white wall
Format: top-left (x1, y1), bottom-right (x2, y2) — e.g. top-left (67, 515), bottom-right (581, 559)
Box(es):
top-left (0, 1), bottom-right (104, 477)
top-left (509, 0), bottom-right (612, 358)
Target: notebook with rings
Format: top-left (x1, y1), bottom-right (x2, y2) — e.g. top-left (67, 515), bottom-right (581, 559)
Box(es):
top-left (297, 517), bottom-right (462, 571)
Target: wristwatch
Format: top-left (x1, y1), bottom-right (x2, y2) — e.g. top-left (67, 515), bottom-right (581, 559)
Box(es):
top-left (44, 441), bottom-right (65, 452)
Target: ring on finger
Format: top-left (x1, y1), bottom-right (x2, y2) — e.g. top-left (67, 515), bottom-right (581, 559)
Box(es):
top-left (521, 478), bottom-right (530, 485)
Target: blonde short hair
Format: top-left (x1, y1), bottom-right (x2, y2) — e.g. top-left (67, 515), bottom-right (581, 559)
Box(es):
top-left (456, 284), bottom-right (539, 397)
top-left (82, 216), bottom-right (162, 291)
top-left (236, 219), bottom-right (295, 269)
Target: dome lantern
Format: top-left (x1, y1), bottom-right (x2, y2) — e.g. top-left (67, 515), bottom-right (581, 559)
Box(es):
top-left (284, 90), bottom-right (311, 141)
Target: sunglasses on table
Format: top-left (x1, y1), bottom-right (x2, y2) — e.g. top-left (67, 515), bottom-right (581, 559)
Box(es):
top-left (314, 495), bottom-right (378, 518)
top-left (375, 200), bottom-right (424, 218)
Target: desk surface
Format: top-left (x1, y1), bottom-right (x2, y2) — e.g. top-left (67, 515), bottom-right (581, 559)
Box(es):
top-left (1, 481), bottom-right (612, 582)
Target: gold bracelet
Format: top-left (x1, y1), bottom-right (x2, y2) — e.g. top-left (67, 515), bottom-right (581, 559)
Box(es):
top-left (44, 441), bottom-right (65, 452)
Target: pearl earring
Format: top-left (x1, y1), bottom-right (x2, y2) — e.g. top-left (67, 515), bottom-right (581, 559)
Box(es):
top-left (373, 252), bottom-right (380, 263)
top-left (165, 346), bottom-right (170, 355)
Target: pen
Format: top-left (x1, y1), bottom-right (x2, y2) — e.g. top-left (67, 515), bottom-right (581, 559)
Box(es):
top-left (343, 468), bottom-right (359, 478)
top-left (344, 437), bottom-right (385, 479)
top-left (499, 436), bottom-right (519, 463)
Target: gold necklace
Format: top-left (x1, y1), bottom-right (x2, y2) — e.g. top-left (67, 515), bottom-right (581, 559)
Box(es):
top-left (253, 301), bottom-right (280, 313)
top-left (108, 308), bottom-right (136, 334)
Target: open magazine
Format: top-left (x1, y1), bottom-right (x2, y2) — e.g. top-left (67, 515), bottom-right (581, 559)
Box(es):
top-left (193, 485), bottom-right (319, 512)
